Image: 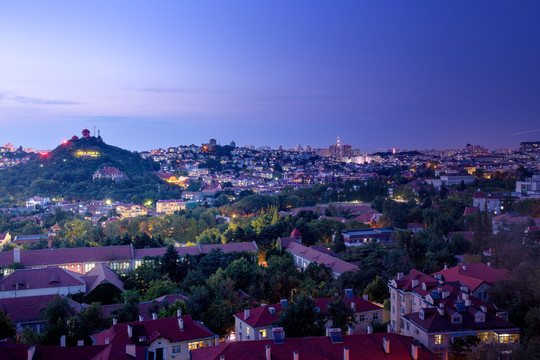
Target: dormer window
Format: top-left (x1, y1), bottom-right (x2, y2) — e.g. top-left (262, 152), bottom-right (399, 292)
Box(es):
top-left (451, 314), bottom-right (462, 324)
top-left (138, 336), bottom-right (146, 343)
top-left (422, 282), bottom-right (427, 291)
top-left (475, 315), bottom-right (485, 323)
top-left (269, 307), bottom-right (275, 314)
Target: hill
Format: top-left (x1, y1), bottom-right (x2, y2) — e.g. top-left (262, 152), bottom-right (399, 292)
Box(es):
top-left (0, 135), bottom-right (182, 204)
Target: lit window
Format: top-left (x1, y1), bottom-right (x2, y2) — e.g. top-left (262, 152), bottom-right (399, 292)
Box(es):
top-left (477, 332), bottom-right (489, 342)
top-left (435, 334), bottom-right (443, 344)
top-left (188, 340), bottom-right (208, 350)
top-left (260, 329), bottom-right (267, 339)
top-left (172, 345), bottom-right (181, 354)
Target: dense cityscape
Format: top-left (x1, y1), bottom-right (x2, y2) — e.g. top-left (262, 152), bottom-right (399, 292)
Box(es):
top-left (0, 131), bottom-right (538, 359)
top-left (2, 0), bottom-right (539, 359)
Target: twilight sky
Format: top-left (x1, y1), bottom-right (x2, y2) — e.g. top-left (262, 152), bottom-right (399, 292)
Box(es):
top-left (1, 1), bottom-right (539, 152)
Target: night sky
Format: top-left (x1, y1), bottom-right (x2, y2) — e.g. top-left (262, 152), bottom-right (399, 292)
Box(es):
top-left (1, 1), bottom-right (539, 151)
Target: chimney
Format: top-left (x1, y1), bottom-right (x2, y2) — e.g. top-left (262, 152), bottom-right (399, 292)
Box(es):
top-left (444, 264), bottom-right (448, 270)
top-left (220, 356), bottom-right (225, 360)
top-left (350, 302), bottom-right (356, 311)
top-left (383, 337), bottom-right (390, 354)
top-left (387, 324), bottom-right (392, 333)
top-left (113, 318), bottom-right (118, 325)
top-left (411, 279), bottom-right (419, 288)
top-left (152, 313), bottom-right (158, 320)
top-left (14, 247), bottom-right (20, 263)
top-left (347, 325), bottom-right (353, 335)
top-left (138, 315), bottom-right (143, 321)
top-left (178, 318), bottom-right (184, 331)
top-left (215, 335), bottom-right (219, 345)
top-left (126, 344), bottom-right (137, 358)
top-left (244, 309), bottom-right (250, 319)
top-left (60, 335), bottom-right (66, 347)
top-left (127, 325), bottom-right (133, 338)
top-left (27, 346), bottom-right (35, 360)
top-left (265, 345), bottom-right (271, 360)
top-left (26, 281), bottom-right (30, 289)
top-left (293, 350), bottom-right (299, 360)
top-left (411, 344), bottom-right (419, 360)
top-left (437, 308), bottom-right (444, 316)
top-left (480, 305), bottom-right (487, 313)
top-left (177, 309), bottom-right (182, 317)
top-left (367, 324), bottom-right (373, 334)
top-left (487, 262), bottom-right (491, 267)
top-left (105, 338), bottom-right (110, 345)
top-left (462, 265), bottom-right (467, 271)
top-left (465, 299), bottom-right (472, 306)
top-left (397, 273), bottom-right (404, 280)
top-left (362, 294), bottom-right (368, 301)
top-left (343, 347), bottom-right (350, 360)
top-left (77, 340), bottom-right (84, 346)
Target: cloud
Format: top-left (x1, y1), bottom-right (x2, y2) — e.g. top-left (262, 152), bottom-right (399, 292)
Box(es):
top-left (512, 129), bottom-right (540, 136)
top-left (0, 93), bottom-right (81, 105)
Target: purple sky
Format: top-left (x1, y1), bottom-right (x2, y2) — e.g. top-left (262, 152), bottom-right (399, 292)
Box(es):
top-left (1, 1), bottom-right (539, 152)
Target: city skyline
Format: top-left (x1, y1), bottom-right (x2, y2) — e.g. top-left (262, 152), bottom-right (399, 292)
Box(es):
top-left (1, 1), bottom-right (539, 151)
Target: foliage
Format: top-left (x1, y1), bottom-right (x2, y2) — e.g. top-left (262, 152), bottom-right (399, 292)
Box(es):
top-left (0, 310), bottom-right (15, 339)
top-left (275, 295), bottom-right (324, 338)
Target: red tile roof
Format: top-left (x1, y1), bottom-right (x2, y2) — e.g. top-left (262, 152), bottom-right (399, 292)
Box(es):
top-left (0, 295), bottom-right (84, 324)
top-left (0, 267), bottom-right (85, 292)
top-left (101, 294), bottom-right (188, 320)
top-left (433, 263), bottom-right (510, 292)
top-left (191, 333), bottom-right (438, 360)
top-left (0, 343), bottom-right (144, 360)
top-left (85, 263), bottom-right (125, 293)
top-left (463, 207), bottom-right (479, 216)
top-left (92, 315), bottom-right (214, 346)
top-left (200, 242), bottom-right (258, 254)
top-left (283, 242), bottom-right (358, 275)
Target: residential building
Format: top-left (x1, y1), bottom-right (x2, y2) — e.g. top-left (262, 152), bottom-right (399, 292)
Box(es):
top-left (233, 293), bottom-right (383, 341)
top-left (278, 236), bottom-right (358, 279)
top-left (515, 175), bottom-right (540, 196)
top-left (472, 191), bottom-right (515, 215)
top-left (0, 232), bottom-right (11, 247)
top-left (115, 204), bottom-right (148, 218)
top-left (341, 228), bottom-right (396, 247)
top-left (192, 333), bottom-right (438, 360)
top-left (0, 342), bottom-right (146, 360)
top-left (433, 263), bottom-right (510, 301)
top-left (12, 234), bottom-right (49, 247)
top-left (92, 167), bottom-right (127, 181)
top-left (156, 199), bottom-right (186, 214)
top-left (388, 270), bottom-right (519, 359)
top-left (92, 315), bottom-right (217, 360)
top-left (492, 213), bottom-right (539, 234)
top-left (25, 196), bottom-right (50, 209)
top-left (0, 242), bottom-right (259, 275)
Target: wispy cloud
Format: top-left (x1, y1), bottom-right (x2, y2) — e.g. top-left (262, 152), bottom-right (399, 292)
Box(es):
top-left (0, 93), bottom-right (81, 105)
top-left (512, 129), bottom-right (540, 136)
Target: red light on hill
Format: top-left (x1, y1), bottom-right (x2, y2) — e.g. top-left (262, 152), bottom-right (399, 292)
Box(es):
top-left (41, 152), bottom-right (49, 157)
top-left (63, 140), bottom-right (68, 145)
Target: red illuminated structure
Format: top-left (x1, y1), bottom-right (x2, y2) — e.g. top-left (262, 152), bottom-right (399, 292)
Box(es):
top-left (82, 129), bottom-right (91, 138)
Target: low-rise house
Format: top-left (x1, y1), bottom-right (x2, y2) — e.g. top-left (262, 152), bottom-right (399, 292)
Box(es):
top-left (233, 293), bottom-right (383, 341)
top-left (0, 294), bottom-right (84, 334)
top-left (388, 269), bottom-right (519, 359)
top-left (92, 167), bottom-right (127, 181)
top-left (341, 228), bottom-right (396, 247)
top-left (279, 237), bottom-right (358, 279)
top-left (156, 199), bottom-right (186, 214)
top-left (92, 315), bottom-right (217, 360)
top-left (192, 333), bottom-right (438, 360)
top-left (0, 232), bottom-right (11, 247)
top-left (492, 213), bottom-right (539, 234)
top-left (0, 342), bottom-right (146, 360)
top-left (115, 204), bottom-right (148, 218)
top-left (433, 263), bottom-right (509, 301)
top-left (25, 196), bottom-right (50, 209)
top-left (12, 234), bottom-right (49, 247)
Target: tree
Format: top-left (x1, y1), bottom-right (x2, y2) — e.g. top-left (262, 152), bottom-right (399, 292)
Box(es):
top-left (276, 295), bottom-right (324, 338)
top-left (112, 290), bottom-right (140, 323)
top-left (0, 310), bottom-right (15, 339)
top-left (448, 335), bottom-right (480, 360)
top-left (363, 276), bottom-right (389, 303)
top-left (42, 296), bottom-right (74, 345)
top-left (326, 297), bottom-right (354, 333)
top-left (143, 279), bottom-right (180, 301)
top-left (67, 303), bottom-right (108, 345)
top-left (161, 245), bottom-right (180, 281)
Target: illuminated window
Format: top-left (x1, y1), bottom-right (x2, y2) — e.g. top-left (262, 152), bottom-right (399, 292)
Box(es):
top-left (84, 263), bottom-right (95, 272)
top-left (246, 327), bottom-right (250, 336)
top-left (495, 333), bottom-right (519, 343)
top-left (435, 334), bottom-right (443, 344)
top-left (477, 332), bottom-right (489, 342)
top-left (260, 329), bottom-right (267, 339)
top-left (188, 340), bottom-right (208, 351)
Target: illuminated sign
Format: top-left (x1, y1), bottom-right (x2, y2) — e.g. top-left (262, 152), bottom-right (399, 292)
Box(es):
top-left (75, 150), bottom-right (100, 157)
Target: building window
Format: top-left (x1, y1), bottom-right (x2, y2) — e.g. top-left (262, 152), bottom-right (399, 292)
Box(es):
top-left (477, 332), bottom-right (489, 342)
top-left (373, 313), bottom-right (378, 320)
top-left (260, 329), bottom-right (267, 339)
top-left (435, 334), bottom-right (443, 344)
top-left (239, 322), bottom-right (242, 329)
top-left (84, 263), bottom-right (95, 273)
top-left (188, 340), bottom-right (209, 351)
top-left (401, 307), bottom-right (405, 315)
top-left (359, 315), bottom-right (366, 322)
top-left (414, 328), bottom-right (419, 335)
top-left (172, 345), bottom-right (181, 354)
top-left (495, 333), bottom-right (519, 343)
top-left (392, 293), bottom-right (395, 300)
top-left (406, 323), bottom-right (410, 331)
top-left (392, 306), bottom-right (395, 314)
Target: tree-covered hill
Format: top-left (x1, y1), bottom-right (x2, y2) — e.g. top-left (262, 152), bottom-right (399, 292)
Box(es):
top-left (0, 136), bottom-right (182, 204)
